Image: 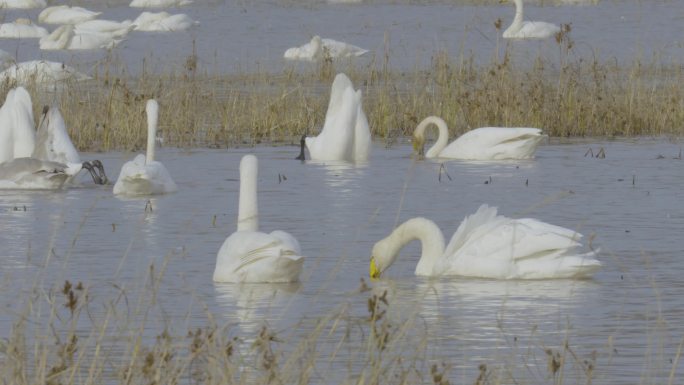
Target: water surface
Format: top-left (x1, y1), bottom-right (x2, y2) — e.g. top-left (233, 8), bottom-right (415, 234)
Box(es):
top-left (1, 139), bottom-right (683, 383)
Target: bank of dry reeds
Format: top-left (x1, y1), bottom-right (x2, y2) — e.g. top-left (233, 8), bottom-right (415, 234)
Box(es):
top-left (4, 46), bottom-right (684, 153)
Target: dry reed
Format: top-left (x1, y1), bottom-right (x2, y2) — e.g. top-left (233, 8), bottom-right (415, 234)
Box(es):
top-left (3, 44), bottom-right (683, 153)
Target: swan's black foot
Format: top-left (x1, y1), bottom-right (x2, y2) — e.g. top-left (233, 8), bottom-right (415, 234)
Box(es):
top-left (81, 161), bottom-right (103, 185)
top-left (90, 160), bottom-right (108, 184)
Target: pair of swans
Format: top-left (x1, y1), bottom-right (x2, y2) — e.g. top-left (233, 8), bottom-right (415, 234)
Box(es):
top-left (0, 87), bottom-right (106, 189)
top-left (370, 205), bottom-right (601, 279)
top-left (501, 0), bottom-right (561, 39)
top-left (300, 73), bottom-right (371, 162)
top-left (214, 154), bottom-right (304, 283)
top-left (413, 116), bottom-right (545, 160)
top-left (113, 100), bottom-right (177, 196)
top-left (284, 36), bottom-right (368, 62)
top-left (0, 19), bottom-right (48, 39)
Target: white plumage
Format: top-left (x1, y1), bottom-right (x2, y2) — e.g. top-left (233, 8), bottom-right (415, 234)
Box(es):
top-left (284, 35), bottom-right (368, 62)
top-left (113, 100), bottom-right (177, 196)
top-left (214, 155), bottom-right (304, 283)
top-left (304, 73), bottom-right (371, 162)
top-left (370, 205), bottom-right (601, 279)
top-left (502, 0), bottom-right (560, 39)
top-left (413, 116), bottom-right (545, 160)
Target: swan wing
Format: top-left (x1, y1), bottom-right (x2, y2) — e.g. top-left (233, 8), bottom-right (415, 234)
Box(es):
top-left (321, 38), bottom-right (368, 58)
top-left (0, 157), bottom-right (69, 189)
top-left (214, 230), bottom-right (304, 283)
top-left (517, 21), bottom-right (560, 39)
top-left (441, 126), bottom-right (544, 160)
top-left (325, 73), bottom-right (354, 120)
top-left (441, 207), bottom-right (599, 278)
top-left (10, 87), bottom-right (36, 159)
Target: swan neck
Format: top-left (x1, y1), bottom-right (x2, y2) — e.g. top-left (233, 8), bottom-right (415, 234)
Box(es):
top-left (145, 100), bottom-right (158, 164)
top-left (387, 218), bottom-right (446, 275)
top-left (414, 116), bottom-right (450, 158)
top-left (512, 0), bottom-right (523, 28)
top-left (237, 155), bottom-right (259, 232)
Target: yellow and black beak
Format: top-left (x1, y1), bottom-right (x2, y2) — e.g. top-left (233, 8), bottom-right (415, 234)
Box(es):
top-left (369, 257), bottom-right (381, 279)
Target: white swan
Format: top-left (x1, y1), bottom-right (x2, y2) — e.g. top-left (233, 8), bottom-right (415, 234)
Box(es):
top-left (304, 73), bottom-right (371, 162)
top-left (214, 154), bottom-right (304, 283)
top-left (130, 0), bottom-right (193, 8)
top-left (0, 158), bottom-right (71, 190)
top-left (38, 6), bottom-right (102, 25)
top-left (0, 18), bottom-right (49, 39)
top-left (33, 105), bottom-right (107, 185)
top-left (370, 205), bottom-right (601, 279)
top-left (113, 100), bottom-right (177, 196)
top-left (132, 11), bottom-right (198, 32)
top-left (74, 19), bottom-right (135, 37)
top-left (40, 24), bottom-right (126, 50)
top-left (284, 35), bottom-right (368, 62)
top-left (0, 60), bottom-right (91, 84)
top-left (0, 0), bottom-right (45, 9)
top-left (412, 116), bottom-right (545, 160)
top-left (0, 87), bottom-right (36, 163)
top-left (501, 0), bottom-right (560, 39)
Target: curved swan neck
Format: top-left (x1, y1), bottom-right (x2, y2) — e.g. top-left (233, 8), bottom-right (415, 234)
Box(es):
top-left (414, 116), bottom-right (450, 158)
top-left (384, 218), bottom-right (446, 275)
top-left (237, 154), bottom-right (259, 232)
top-left (506, 0), bottom-right (524, 33)
top-left (145, 99), bottom-right (158, 164)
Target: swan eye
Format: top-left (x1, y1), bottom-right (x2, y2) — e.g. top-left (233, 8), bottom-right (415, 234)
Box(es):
top-left (369, 257), bottom-right (381, 279)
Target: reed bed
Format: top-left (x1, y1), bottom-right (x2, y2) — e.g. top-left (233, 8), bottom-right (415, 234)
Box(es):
top-left (4, 46), bottom-right (684, 153)
top-left (0, 261), bottom-right (603, 385)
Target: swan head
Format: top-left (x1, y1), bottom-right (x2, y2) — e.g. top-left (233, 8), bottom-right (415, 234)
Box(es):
top-left (412, 133), bottom-right (426, 159)
top-left (369, 238), bottom-right (396, 279)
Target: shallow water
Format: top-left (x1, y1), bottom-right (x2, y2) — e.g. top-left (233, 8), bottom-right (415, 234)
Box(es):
top-left (1, 0), bottom-right (684, 75)
top-left (1, 139), bottom-right (683, 383)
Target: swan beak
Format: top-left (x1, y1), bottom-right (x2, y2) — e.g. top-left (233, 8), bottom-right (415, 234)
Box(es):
top-left (369, 257), bottom-right (381, 279)
top-left (412, 138), bottom-right (425, 160)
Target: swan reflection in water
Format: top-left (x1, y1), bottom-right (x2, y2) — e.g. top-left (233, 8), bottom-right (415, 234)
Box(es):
top-left (213, 282), bottom-right (302, 339)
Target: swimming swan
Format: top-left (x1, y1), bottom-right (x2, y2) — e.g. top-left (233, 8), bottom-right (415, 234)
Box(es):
top-left (0, 60), bottom-right (91, 84)
top-left (40, 25), bottom-right (126, 50)
top-left (0, 158), bottom-right (72, 190)
top-left (0, 18), bottom-right (49, 38)
top-left (130, 0), bottom-right (193, 8)
top-left (370, 204), bottom-right (601, 279)
top-left (113, 100), bottom-right (177, 196)
top-left (0, 0), bottom-right (46, 9)
top-left (132, 11), bottom-right (198, 32)
top-left (74, 19), bottom-right (135, 37)
top-left (284, 35), bottom-right (368, 62)
top-left (38, 6), bottom-right (102, 25)
top-left (304, 73), bottom-right (371, 162)
top-left (214, 154), bottom-right (304, 283)
top-left (500, 0), bottom-right (560, 39)
top-left (33, 105), bottom-right (108, 185)
top-left (413, 116), bottom-right (545, 160)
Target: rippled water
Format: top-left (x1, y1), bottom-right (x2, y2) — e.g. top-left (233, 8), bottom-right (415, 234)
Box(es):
top-left (1, 139), bottom-right (683, 383)
top-left (1, 0), bottom-right (684, 75)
